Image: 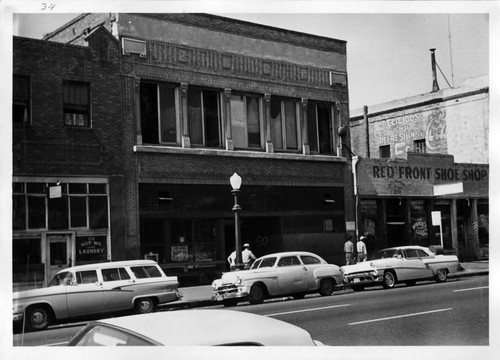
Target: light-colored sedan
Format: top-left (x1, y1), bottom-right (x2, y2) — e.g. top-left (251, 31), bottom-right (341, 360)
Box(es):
top-left (341, 245), bottom-right (460, 291)
top-left (67, 309), bottom-right (324, 346)
top-left (212, 251), bottom-right (343, 306)
top-left (13, 260), bottom-right (182, 331)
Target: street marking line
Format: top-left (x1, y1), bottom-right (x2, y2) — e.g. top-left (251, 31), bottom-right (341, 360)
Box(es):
top-left (453, 286), bottom-right (489, 292)
top-left (348, 308), bottom-right (453, 325)
top-left (265, 304), bottom-right (351, 317)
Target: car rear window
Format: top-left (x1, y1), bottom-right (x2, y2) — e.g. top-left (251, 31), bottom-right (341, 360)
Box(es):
top-left (102, 268), bottom-right (131, 282)
top-left (259, 257), bottom-right (277, 268)
top-left (300, 255), bottom-right (321, 265)
top-left (278, 256), bottom-right (300, 267)
top-left (130, 265), bottom-right (162, 278)
top-left (75, 270), bottom-right (98, 284)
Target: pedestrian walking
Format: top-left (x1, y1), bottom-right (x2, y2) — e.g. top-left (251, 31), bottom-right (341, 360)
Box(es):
top-left (242, 243), bottom-right (257, 269)
top-left (357, 236), bottom-right (367, 262)
top-left (227, 250), bottom-right (236, 271)
top-left (344, 236), bottom-right (354, 265)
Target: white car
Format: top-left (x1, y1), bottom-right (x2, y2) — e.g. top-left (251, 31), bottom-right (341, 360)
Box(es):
top-left (13, 260), bottom-right (182, 331)
top-left (67, 309), bottom-right (324, 346)
top-left (341, 245), bottom-right (460, 291)
top-left (212, 251), bottom-right (343, 306)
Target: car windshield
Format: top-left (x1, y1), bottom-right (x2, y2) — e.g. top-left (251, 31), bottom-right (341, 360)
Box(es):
top-left (369, 249), bottom-right (402, 260)
top-left (48, 271), bottom-right (73, 286)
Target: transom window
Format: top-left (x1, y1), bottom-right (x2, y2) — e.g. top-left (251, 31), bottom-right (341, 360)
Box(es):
top-left (63, 81), bottom-right (90, 127)
top-left (13, 182), bottom-right (108, 231)
top-left (13, 74), bottom-right (30, 125)
top-left (270, 97), bottom-right (299, 150)
top-left (230, 93), bottom-right (262, 149)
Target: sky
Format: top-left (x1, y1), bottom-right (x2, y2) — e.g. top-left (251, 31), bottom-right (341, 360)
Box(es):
top-left (7, 2), bottom-right (493, 111)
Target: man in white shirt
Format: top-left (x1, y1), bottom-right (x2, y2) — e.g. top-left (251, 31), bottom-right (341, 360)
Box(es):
top-left (357, 236), bottom-right (367, 262)
top-left (242, 243), bottom-right (257, 269)
top-left (227, 250), bottom-right (236, 271)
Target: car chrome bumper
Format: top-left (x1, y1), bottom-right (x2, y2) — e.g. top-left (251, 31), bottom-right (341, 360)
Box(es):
top-left (13, 313), bottom-right (24, 322)
top-left (213, 285), bottom-right (249, 301)
top-left (343, 270), bottom-right (380, 284)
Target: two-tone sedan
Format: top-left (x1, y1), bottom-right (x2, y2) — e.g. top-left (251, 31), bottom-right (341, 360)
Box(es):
top-left (341, 245), bottom-right (460, 291)
top-left (212, 251), bottom-right (343, 306)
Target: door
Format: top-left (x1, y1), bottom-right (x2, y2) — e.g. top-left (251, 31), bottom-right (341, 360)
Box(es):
top-left (48, 235), bottom-right (72, 282)
top-left (276, 255), bottom-right (308, 293)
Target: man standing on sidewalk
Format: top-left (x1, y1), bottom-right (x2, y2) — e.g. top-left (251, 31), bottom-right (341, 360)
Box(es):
top-left (344, 236), bottom-right (354, 265)
top-left (357, 236), bottom-right (367, 262)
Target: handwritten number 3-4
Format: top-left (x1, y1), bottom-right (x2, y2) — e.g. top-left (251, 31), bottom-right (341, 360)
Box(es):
top-left (41, 3), bottom-right (56, 11)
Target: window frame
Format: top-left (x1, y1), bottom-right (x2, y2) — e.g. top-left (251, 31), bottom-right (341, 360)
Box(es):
top-left (13, 74), bottom-right (31, 125)
top-left (270, 97), bottom-right (301, 151)
top-left (63, 80), bottom-right (91, 128)
top-left (307, 101), bottom-right (337, 155)
top-left (187, 88), bottom-right (222, 148)
top-left (229, 92), bottom-right (264, 149)
top-left (414, 139), bottom-right (426, 153)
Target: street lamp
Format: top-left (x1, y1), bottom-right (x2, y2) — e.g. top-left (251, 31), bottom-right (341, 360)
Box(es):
top-left (230, 172), bottom-right (243, 270)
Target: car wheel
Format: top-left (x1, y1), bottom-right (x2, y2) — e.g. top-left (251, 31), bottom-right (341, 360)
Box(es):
top-left (26, 305), bottom-right (52, 331)
top-left (135, 297), bottom-right (157, 314)
top-left (292, 292), bottom-right (306, 300)
top-left (435, 269), bottom-right (448, 283)
top-left (223, 299), bottom-right (239, 307)
top-left (319, 278), bottom-right (336, 296)
top-left (248, 283), bottom-right (266, 304)
top-left (405, 280), bottom-right (416, 287)
top-left (382, 270), bottom-right (397, 289)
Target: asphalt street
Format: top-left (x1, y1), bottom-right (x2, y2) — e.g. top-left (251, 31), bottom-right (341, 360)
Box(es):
top-left (13, 275), bottom-right (488, 347)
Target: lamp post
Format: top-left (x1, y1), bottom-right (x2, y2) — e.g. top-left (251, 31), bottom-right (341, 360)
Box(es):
top-left (230, 173), bottom-right (243, 270)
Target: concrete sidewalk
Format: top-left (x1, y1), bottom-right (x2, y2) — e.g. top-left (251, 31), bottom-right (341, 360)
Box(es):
top-left (162, 261), bottom-right (489, 310)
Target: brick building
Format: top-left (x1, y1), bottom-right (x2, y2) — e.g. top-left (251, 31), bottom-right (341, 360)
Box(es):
top-left (350, 75), bottom-right (489, 261)
top-left (13, 13), bottom-right (354, 287)
top-left (12, 27), bottom-right (125, 290)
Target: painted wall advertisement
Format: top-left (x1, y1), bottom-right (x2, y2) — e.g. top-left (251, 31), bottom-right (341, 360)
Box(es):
top-left (374, 108), bottom-right (447, 157)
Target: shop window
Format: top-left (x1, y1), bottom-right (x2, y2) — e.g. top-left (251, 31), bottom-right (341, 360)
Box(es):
top-left (27, 196), bottom-right (46, 229)
top-left (414, 139), bottom-right (426, 153)
top-left (63, 81), bottom-right (90, 127)
top-left (140, 82), bottom-right (177, 144)
top-left (13, 74), bottom-right (30, 125)
top-left (379, 145), bottom-right (390, 158)
top-left (410, 200), bottom-right (428, 246)
top-left (188, 89), bottom-right (221, 147)
top-left (89, 196), bottom-right (108, 229)
top-left (12, 237), bottom-right (43, 284)
top-left (270, 97), bottom-right (299, 150)
top-left (307, 101), bottom-right (336, 154)
top-left (48, 196), bottom-right (69, 230)
top-left (230, 94), bottom-right (262, 148)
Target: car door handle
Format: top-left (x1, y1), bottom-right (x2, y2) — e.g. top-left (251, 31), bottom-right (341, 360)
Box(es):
top-left (302, 267), bottom-right (308, 271)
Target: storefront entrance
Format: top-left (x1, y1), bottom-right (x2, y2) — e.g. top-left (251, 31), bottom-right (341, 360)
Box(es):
top-left (47, 234), bottom-right (74, 282)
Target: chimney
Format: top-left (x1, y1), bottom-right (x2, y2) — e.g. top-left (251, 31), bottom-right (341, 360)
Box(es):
top-left (430, 48), bottom-right (440, 92)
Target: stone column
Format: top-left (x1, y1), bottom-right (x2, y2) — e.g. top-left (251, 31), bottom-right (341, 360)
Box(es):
top-left (264, 93), bottom-right (273, 153)
top-left (134, 78), bottom-right (142, 144)
top-left (301, 98), bottom-right (310, 155)
top-left (223, 88), bottom-right (234, 151)
top-left (180, 83), bottom-right (190, 148)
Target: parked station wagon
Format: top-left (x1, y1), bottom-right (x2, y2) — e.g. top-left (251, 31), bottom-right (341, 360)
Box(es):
top-left (13, 260), bottom-right (182, 331)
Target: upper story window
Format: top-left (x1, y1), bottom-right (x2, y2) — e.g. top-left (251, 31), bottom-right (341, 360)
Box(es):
top-left (13, 75), bottom-right (30, 125)
top-left (188, 88), bottom-right (221, 147)
top-left (140, 82), bottom-right (178, 144)
top-left (63, 81), bottom-right (90, 127)
top-left (414, 139), bottom-right (426, 153)
top-left (307, 101), bottom-right (337, 154)
top-left (230, 93), bottom-right (262, 149)
top-left (379, 145), bottom-right (391, 158)
top-left (270, 97), bottom-right (300, 150)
